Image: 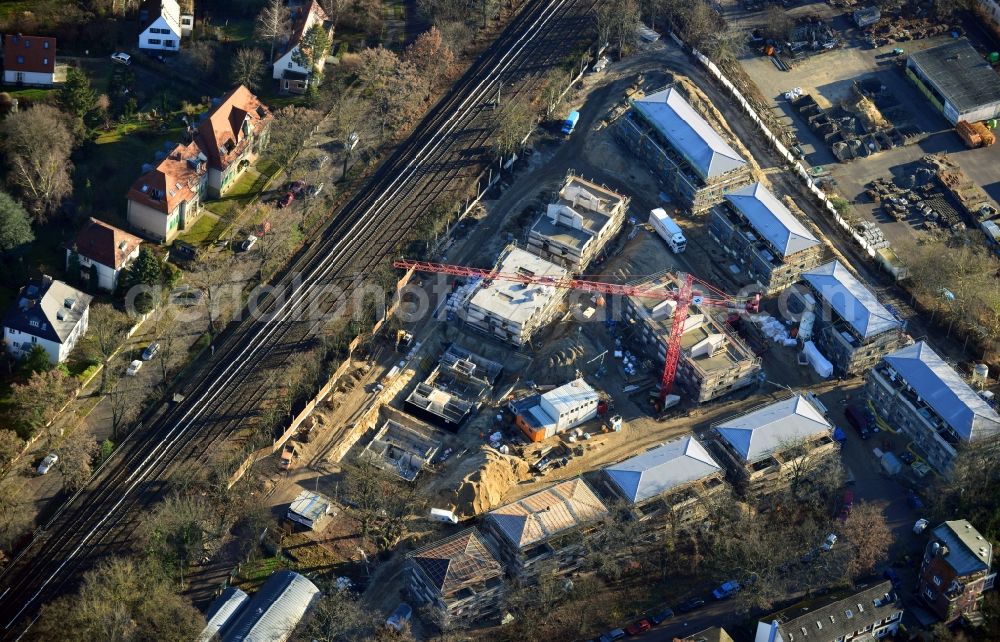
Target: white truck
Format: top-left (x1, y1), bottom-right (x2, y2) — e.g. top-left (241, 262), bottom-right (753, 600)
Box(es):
top-left (649, 208), bottom-right (686, 253)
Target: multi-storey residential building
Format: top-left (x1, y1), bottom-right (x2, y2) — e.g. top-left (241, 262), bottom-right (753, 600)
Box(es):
top-left (460, 246), bottom-right (568, 348)
top-left (754, 581), bottom-right (903, 642)
top-left (623, 273), bottom-right (761, 403)
top-left (2, 276), bottom-right (92, 364)
top-left (271, 0), bottom-right (334, 94)
top-left (481, 478), bottom-right (608, 579)
top-left (138, 0), bottom-right (187, 51)
top-left (602, 435), bottom-right (727, 523)
top-left (707, 182), bottom-right (823, 294)
top-left (127, 140), bottom-right (208, 242)
top-left (798, 260), bottom-right (904, 376)
top-left (867, 341), bottom-right (1000, 473)
top-left (406, 528), bottom-right (505, 628)
top-left (196, 85), bottom-right (273, 198)
top-left (2, 35), bottom-right (56, 86)
top-left (65, 218), bottom-right (142, 292)
top-left (712, 394), bottom-right (837, 492)
top-left (918, 520), bottom-right (995, 624)
top-left (526, 173), bottom-right (629, 270)
top-left (617, 86), bottom-right (754, 213)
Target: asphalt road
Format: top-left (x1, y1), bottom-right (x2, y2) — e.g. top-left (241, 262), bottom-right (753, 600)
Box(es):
top-left (0, 0), bottom-right (598, 636)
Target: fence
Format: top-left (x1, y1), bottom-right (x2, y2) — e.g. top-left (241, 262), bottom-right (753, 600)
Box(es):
top-left (683, 41), bottom-right (906, 278)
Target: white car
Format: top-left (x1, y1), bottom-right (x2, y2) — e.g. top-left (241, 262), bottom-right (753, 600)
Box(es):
top-left (111, 52), bottom-right (132, 65)
top-left (820, 533), bottom-right (838, 551)
top-left (126, 359), bottom-right (143, 376)
top-left (37, 453), bottom-right (58, 475)
top-left (239, 235), bottom-right (258, 252)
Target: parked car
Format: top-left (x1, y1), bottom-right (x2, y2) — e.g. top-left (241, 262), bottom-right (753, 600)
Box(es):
top-left (385, 603), bottom-right (412, 632)
top-left (845, 405), bottom-right (871, 439)
top-left (625, 620), bottom-right (651, 635)
top-left (821, 533), bottom-right (838, 551)
top-left (141, 342), bottom-right (160, 361)
top-left (712, 580), bottom-right (741, 600)
top-left (913, 518), bottom-right (930, 535)
top-left (309, 182), bottom-right (324, 197)
top-left (37, 453), bottom-right (58, 475)
top-left (649, 609), bottom-right (674, 625)
top-left (598, 629), bottom-right (625, 642)
top-left (278, 190), bottom-right (295, 208)
top-left (883, 568), bottom-right (902, 589)
top-left (906, 492), bottom-right (925, 510)
top-left (838, 489), bottom-right (855, 521)
top-left (111, 52), bottom-right (131, 65)
top-left (239, 234), bottom-right (258, 252)
top-left (676, 597), bottom-right (705, 613)
top-left (170, 285), bottom-right (204, 307)
top-left (313, 154), bottom-right (330, 169)
top-left (912, 461), bottom-right (932, 478)
top-left (126, 359), bottom-right (143, 376)
top-left (173, 240), bottom-right (198, 260)
top-left (899, 450), bottom-right (916, 465)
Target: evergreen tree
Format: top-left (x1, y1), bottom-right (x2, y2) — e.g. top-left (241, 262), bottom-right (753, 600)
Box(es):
top-left (0, 191), bottom-right (33, 252)
top-left (58, 67), bottom-right (97, 127)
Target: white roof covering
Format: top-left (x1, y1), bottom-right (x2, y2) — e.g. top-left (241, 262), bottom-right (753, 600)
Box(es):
top-left (221, 570), bottom-right (320, 642)
top-left (467, 247), bottom-right (567, 326)
top-left (724, 182), bottom-right (819, 257)
top-left (802, 260), bottom-right (901, 339)
top-left (542, 378), bottom-right (599, 416)
top-left (884, 341), bottom-right (1000, 442)
top-left (288, 490), bottom-right (331, 524)
top-left (632, 87), bottom-right (746, 180)
top-left (605, 436), bottom-right (722, 504)
top-left (717, 395), bottom-right (832, 462)
top-left (198, 587), bottom-right (249, 642)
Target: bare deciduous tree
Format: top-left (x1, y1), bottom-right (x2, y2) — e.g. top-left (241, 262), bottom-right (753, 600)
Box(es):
top-left (84, 303), bottom-right (131, 394)
top-left (9, 369), bottom-right (73, 440)
top-left (231, 47), bottom-right (266, 90)
top-left (2, 104), bottom-right (74, 222)
top-left (255, 0), bottom-right (290, 63)
top-left (58, 424), bottom-right (99, 492)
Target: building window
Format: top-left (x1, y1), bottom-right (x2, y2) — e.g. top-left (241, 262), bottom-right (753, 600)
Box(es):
top-left (148, 38), bottom-right (162, 45)
top-left (43, 41), bottom-right (49, 48)
top-left (933, 575), bottom-right (942, 587)
top-left (23, 40), bottom-right (29, 48)
top-left (288, 61), bottom-right (294, 68)
top-left (16, 56), bottom-right (23, 64)
top-left (43, 58), bottom-right (48, 65)
top-left (164, 40), bottom-right (175, 47)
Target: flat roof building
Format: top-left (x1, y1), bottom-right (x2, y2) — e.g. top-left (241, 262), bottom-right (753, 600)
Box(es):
top-left (527, 173), bottom-right (629, 270)
top-left (867, 341), bottom-right (1000, 473)
top-left (617, 87), bottom-right (754, 212)
top-left (460, 246), bottom-right (568, 348)
top-left (623, 273), bottom-right (761, 403)
top-left (799, 260), bottom-right (904, 376)
top-left (407, 528), bottom-right (505, 627)
top-left (708, 182), bottom-right (823, 294)
top-left (287, 489), bottom-right (333, 530)
top-left (482, 478), bottom-right (608, 578)
top-left (513, 378), bottom-right (600, 442)
top-left (906, 39), bottom-right (1000, 125)
top-left (603, 435), bottom-right (726, 522)
top-left (712, 394), bottom-right (837, 491)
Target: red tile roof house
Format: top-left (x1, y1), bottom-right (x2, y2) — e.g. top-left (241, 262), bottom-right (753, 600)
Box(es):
top-left (272, 0), bottom-right (334, 94)
top-left (65, 219), bottom-right (143, 292)
top-left (3, 34), bottom-right (56, 86)
top-left (125, 85), bottom-right (271, 242)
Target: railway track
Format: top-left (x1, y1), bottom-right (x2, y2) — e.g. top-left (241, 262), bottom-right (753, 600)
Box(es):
top-left (0, 0), bottom-right (596, 636)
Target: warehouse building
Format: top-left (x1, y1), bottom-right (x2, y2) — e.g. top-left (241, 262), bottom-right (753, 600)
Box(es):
top-left (798, 260), bottom-right (904, 376)
top-left (198, 570), bottom-right (320, 642)
top-left (527, 173), bottom-right (629, 270)
top-left (712, 394), bottom-right (837, 491)
top-left (623, 274), bottom-right (761, 403)
top-left (513, 378), bottom-right (600, 442)
top-left (602, 435), bottom-right (727, 523)
top-left (867, 341), bottom-right (1000, 473)
top-left (482, 478), bottom-right (608, 579)
top-left (906, 39), bottom-right (1000, 125)
top-left (707, 182), bottom-right (823, 294)
top-left (407, 528), bottom-right (506, 628)
top-left (617, 87), bottom-right (754, 212)
top-left (460, 246), bottom-right (568, 348)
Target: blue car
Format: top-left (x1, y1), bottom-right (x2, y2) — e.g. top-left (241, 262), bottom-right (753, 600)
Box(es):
top-left (883, 568), bottom-right (901, 589)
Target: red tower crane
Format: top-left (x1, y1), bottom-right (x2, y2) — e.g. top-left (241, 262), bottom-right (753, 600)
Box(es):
top-left (393, 258), bottom-right (759, 404)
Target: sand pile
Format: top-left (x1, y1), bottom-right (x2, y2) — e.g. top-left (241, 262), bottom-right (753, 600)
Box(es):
top-left (452, 447), bottom-right (531, 518)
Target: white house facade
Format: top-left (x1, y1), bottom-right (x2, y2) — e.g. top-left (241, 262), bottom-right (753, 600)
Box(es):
top-left (66, 218), bottom-right (143, 292)
top-left (139, 0), bottom-right (182, 51)
top-left (2, 277), bottom-right (92, 364)
top-left (272, 0), bottom-right (332, 94)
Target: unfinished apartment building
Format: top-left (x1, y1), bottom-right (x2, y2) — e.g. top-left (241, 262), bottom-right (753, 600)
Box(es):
top-left (798, 260), bottom-right (904, 376)
top-left (405, 344), bottom-right (502, 431)
top-left (623, 274), bottom-right (761, 403)
top-left (710, 394), bottom-right (837, 493)
top-left (707, 182), bottom-right (824, 294)
top-left (460, 246), bottom-right (568, 348)
top-left (407, 528), bottom-right (506, 628)
top-left (526, 173), bottom-right (629, 270)
top-left (360, 415), bottom-right (444, 481)
top-left (601, 435), bottom-right (727, 524)
top-left (617, 87), bottom-right (754, 213)
top-left (481, 478), bottom-right (609, 579)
